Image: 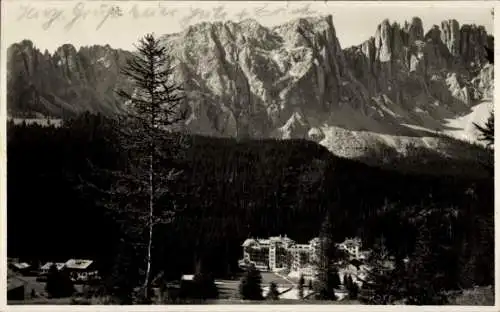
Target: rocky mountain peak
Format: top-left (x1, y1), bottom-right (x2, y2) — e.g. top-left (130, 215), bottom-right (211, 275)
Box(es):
top-left (406, 17), bottom-right (425, 42)
top-left (7, 15), bottom-right (494, 161)
top-left (425, 25), bottom-right (442, 43)
top-left (441, 19), bottom-right (461, 56)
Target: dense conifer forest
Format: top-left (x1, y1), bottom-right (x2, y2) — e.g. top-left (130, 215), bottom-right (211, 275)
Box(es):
top-left (7, 112), bottom-right (494, 295)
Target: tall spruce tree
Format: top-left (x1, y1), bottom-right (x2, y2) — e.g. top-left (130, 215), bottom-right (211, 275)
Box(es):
top-left (358, 235), bottom-right (401, 304)
top-left (359, 209), bottom-right (452, 305)
top-left (117, 33), bottom-right (188, 300)
top-left (313, 213), bottom-right (339, 300)
top-left (239, 264), bottom-right (264, 300)
top-left (84, 33), bottom-right (187, 300)
top-left (402, 226), bottom-right (449, 304)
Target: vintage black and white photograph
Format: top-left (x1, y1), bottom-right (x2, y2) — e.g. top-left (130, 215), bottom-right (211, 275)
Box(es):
top-left (2, 0), bottom-right (496, 306)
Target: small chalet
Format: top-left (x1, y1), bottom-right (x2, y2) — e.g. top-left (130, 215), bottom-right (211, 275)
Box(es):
top-left (64, 259), bottom-right (98, 282)
top-left (40, 262), bottom-right (66, 275)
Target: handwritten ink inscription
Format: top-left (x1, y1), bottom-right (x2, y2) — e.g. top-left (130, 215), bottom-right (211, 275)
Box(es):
top-left (15, 2), bottom-right (320, 31)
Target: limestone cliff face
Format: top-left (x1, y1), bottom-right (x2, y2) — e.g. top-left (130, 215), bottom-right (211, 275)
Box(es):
top-left (343, 18), bottom-right (493, 144)
top-left (344, 18), bottom-right (492, 108)
top-left (7, 40), bottom-right (133, 117)
top-left (162, 16), bottom-right (371, 138)
top-left (441, 19), bottom-right (461, 57)
top-left (7, 15), bottom-right (494, 159)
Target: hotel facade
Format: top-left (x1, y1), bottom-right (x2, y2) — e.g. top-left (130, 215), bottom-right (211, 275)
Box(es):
top-left (238, 235), bottom-right (364, 279)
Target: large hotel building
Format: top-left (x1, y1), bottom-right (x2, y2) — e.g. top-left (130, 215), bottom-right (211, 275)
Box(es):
top-left (238, 235), bottom-right (365, 279)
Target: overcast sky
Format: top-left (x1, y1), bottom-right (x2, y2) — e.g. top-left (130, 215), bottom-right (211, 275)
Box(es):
top-left (2, 1), bottom-right (494, 53)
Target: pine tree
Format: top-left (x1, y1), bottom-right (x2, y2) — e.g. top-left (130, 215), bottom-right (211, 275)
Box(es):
top-left (239, 264), bottom-right (263, 300)
top-left (359, 210), bottom-right (451, 305)
top-left (474, 111), bottom-right (494, 147)
top-left (358, 236), bottom-right (400, 304)
top-left (402, 226), bottom-right (449, 305)
top-left (267, 282), bottom-right (280, 300)
top-left (313, 213), bottom-right (339, 300)
top-left (298, 274), bottom-right (305, 300)
top-left (82, 33), bottom-right (188, 300)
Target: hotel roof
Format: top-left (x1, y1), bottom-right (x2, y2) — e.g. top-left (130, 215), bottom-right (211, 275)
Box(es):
top-left (242, 238), bottom-right (271, 247)
top-left (243, 236), bottom-right (320, 247)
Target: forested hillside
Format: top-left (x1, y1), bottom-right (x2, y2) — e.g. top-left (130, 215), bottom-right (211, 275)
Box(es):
top-left (7, 113), bottom-right (494, 292)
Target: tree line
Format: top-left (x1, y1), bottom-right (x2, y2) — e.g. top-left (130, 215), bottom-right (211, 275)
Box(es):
top-left (7, 113), bottom-right (494, 303)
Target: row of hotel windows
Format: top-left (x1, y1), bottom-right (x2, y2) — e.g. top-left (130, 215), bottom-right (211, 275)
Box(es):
top-left (240, 236), bottom-right (363, 272)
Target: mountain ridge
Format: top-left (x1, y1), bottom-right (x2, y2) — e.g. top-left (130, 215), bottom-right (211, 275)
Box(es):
top-left (7, 14), bottom-right (494, 161)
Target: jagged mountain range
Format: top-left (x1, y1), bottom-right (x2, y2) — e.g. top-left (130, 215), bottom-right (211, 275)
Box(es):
top-left (7, 15), bottom-right (494, 160)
